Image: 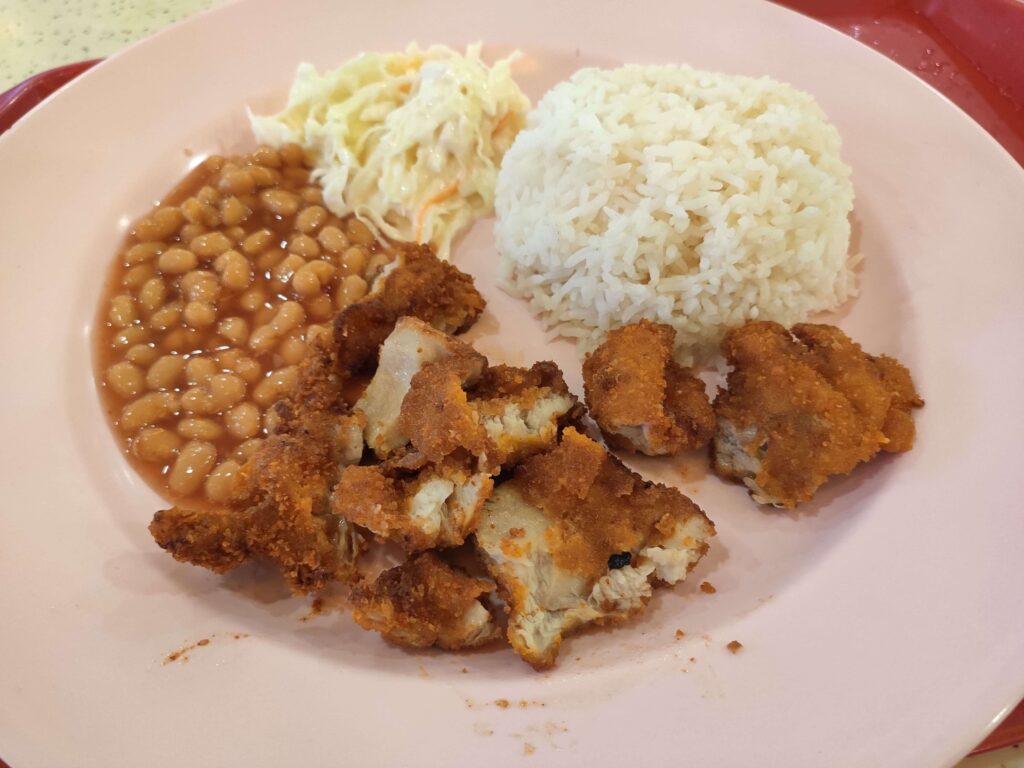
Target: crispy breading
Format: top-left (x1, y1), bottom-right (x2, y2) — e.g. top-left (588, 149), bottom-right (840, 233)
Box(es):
top-left (357, 317), bottom-right (487, 459)
top-left (516, 428), bottom-right (710, 582)
top-left (149, 243), bottom-right (488, 595)
top-left (711, 321), bottom-right (923, 508)
top-left (333, 459), bottom-right (492, 552)
top-left (871, 354), bottom-right (924, 453)
top-left (583, 321), bottom-right (714, 455)
top-left (149, 506), bottom-right (249, 573)
top-left (333, 244), bottom-right (485, 374)
top-left (239, 411), bottom-right (366, 591)
top-left (148, 330), bottom-right (364, 592)
top-left (472, 362), bottom-right (586, 462)
top-left (351, 552), bottom-right (500, 650)
top-left (399, 358), bottom-right (489, 464)
top-left (473, 361), bottom-right (574, 402)
top-left (475, 428), bottom-right (714, 669)
top-left (149, 411), bottom-right (366, 593)
top-left (791, 323), bottom-right (895, 440)
top-left (269, 331), bottom-right (347, 429)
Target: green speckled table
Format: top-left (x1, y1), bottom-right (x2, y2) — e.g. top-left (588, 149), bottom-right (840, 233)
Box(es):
top-left (0, 0), bottom-right (219, 90)
top-left (0, 2), bottom-right (1019, 766)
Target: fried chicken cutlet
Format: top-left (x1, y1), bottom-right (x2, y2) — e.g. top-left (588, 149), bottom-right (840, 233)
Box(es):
top-left (150, 339), bottom-right (367, 591)
top-left (335, 319), bottom-right (581, 552)
top-left (150, 245), bottom-right (487, 592)
top-left (711, 321), bottom-right (923, 508)
top-left (333, 243), bottom-right (485, 374)
top-left (583, 321), bottom-right (714, 456)
top-left (474, 428), bottom-right (715, 669)
top-left (351, 552), bottom-right (501, 650)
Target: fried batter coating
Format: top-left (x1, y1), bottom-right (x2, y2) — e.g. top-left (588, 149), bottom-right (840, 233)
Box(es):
top-left (471, 362), bottom-right (584, 469)
top-left (871, 354), bottom-right (924, 453)
top-left (341, 327), bottom-right (581, 555)
top-left (239, 410), bottom-right (367, 591)
top-left (149, 246), bottom-right (488, 594)
top-left (351, 552), bottom-right (500, 650)
top-left (149, 506), bottom-right (249, 573)
top-left (356, 317), bottom-right (487, 459)
top-left (333, 460), bottom-right (492, 552)
top-left (583, 321), bottom-right (714, 455)
top-left (398, 357), bottom-right (490, 464)
top-left (711, 321), bottom-right (923, 508)
top-left (150, 410), bottom-right (366, 593)
top-left (397, 358), bottom-right (580, 472)
top-left (149, 327), bottom-right (366, 592)
top-left (475, 428), bottom-right (714, 669)
top-left (333, 244), bottom-right (485, 374)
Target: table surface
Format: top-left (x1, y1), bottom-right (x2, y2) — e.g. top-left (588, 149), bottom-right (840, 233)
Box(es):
top-left (0, 1), bottom-right (1020, 766)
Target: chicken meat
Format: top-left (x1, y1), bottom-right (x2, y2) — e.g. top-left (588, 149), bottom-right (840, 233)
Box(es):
top-left (338, 322), bottom-right (582, 552)
top-left (474, 428), bottom-right (715, 669)
top-left (333, 243), bottom-right (485, 375)
top-left (351, 551), bottom-right (501, 650)
top-left (583, 320), bottom-right (715, 456)
top-left (355, 317), bottom-right (487, 459)
top-left (333, 459), bottom-right (493, 551)
top-left (150, 330), bottom-right (367, 591)
top-left (711, 320), bottom-right (924, 508)
top-left (150, 245), bottom-right (486, 592)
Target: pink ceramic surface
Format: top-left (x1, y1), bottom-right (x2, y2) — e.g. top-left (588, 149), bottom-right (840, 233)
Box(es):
top-left (0, 1), bottom-right (1022, 766)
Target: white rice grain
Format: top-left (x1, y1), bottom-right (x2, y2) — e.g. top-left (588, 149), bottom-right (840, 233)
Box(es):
top-left (494, 64), bottom-right (856, 366)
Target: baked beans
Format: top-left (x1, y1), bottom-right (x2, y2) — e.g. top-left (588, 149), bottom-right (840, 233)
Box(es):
top-left (95, 146), bottom-right (394, 507)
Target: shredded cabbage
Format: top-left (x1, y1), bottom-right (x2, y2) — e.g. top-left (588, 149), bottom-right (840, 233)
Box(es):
top-left (250, 44), bottom-right (528, 260)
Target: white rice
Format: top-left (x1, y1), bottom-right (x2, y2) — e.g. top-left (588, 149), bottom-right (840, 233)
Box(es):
top-left (494, 64), bottom-right (856, 367)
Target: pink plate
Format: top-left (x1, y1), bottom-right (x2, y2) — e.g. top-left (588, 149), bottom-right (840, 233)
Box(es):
top-left (0, 1), bottom-right (1022, 766)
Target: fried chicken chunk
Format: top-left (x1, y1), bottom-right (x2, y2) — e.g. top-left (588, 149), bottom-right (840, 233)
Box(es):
top-left (471, 362), bottom-right (583, 470)
top-left (356, 317), bottom-right (487, 459)
top-left (583, 321), bottom-right (714, 456)
top-left (398, 359), bottom-right (581, 472)
top-left (333, 460), bottom-right (493, 552)
top-left (338, 321), bottom-right (582, 553)
top-left (351, 552), bottom-right (501, 650)
top-left (149, 245), bottom-right (488, 593)
top-left (711, 321), bottom-right (924, 509)
top-left (475, 428), bottom-right (715, 669)
top-left (150, 332), bottom-right (367, 592)
top-left (333, 244), bottom-right (485, 374)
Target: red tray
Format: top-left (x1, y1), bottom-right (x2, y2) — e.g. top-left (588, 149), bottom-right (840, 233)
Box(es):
top-left (0, 1), bottom-right (1020, 763)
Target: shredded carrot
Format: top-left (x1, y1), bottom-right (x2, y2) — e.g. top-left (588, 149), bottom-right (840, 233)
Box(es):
top-left (414, 177), bottom-right (461, 242)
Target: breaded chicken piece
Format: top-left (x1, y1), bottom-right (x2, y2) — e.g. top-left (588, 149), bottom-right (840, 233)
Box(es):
top-left (871, 354), bottom-right (923, 453)
top-left (351, 552), bottom-right (501, 650)
top-left (711, 321), bottom-right (923, 508)
top-left (475, 428), bottom-right (715, 669)
top-left (237, 410), bottom-right (367, 591)
top-left (583, 321), bottom-right (714, 456)
top-left (333, 460), bottom-right (493, 551)
top-left (471, 362), bottom-right (583, 470)
top-left (339, 344), bottom-right (581, 553)
top-left (333, 244), bottom-right (485, 374)
top-left (148, 506), bottom-right (249, 573)
top-left (356, 318), bottom-right (487, 459)
top-left (151, 409), bottom-right (366, 592)
top-left (360, 318), bottom-right (580, 467)
top-left (150, 247), bottom-right (487, 593)
top-left (398, 359), bottom-right (580, 472)
top-left (398, 356), bottom-right (491, 464)
top-left (151, 330), bottom-right (366, 592)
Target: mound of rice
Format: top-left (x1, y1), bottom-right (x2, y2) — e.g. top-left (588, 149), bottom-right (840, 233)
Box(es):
top-left (494, 65), bottom-right (855, 366)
